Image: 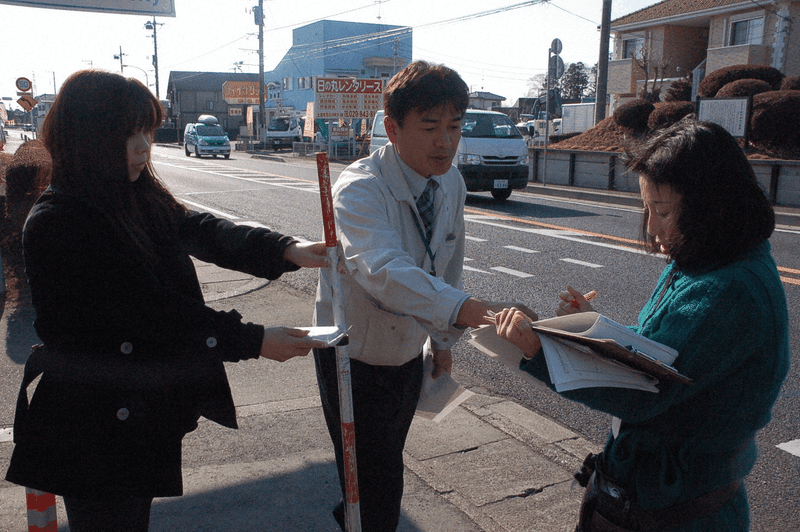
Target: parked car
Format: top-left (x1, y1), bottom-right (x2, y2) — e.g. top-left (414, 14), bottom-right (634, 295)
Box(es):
top-left (369, 110), bottom-right (389, 154)
top-left (457, 109), bottom-right (529, 201)
top-left (184, 115), bottom-right (230, 158)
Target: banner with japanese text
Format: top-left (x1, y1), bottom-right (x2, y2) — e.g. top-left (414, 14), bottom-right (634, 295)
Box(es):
top-left (314, 78), bottom-right (383, 120)
top-left (0, 0), bottom-right (176, 16)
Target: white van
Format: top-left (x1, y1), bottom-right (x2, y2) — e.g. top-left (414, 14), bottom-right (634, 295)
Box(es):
top-left (369, 111), bottom-right (390, 153)
top-left (457, 109), bottom-right (529, 201)
top-left (370, 109), bottom-right (529, 201)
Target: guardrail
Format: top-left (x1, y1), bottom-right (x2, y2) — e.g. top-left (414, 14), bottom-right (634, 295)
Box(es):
top-left (529, 148), bottom-right (800, 207)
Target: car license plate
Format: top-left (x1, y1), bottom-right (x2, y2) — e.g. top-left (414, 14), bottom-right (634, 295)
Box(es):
top-left (494, 179), bottom-right (508, 189)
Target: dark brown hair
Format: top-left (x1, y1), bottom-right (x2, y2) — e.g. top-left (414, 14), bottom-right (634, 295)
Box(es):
top-left (625, 117), bottom-right (774, 271)
top-left (383, 61), bottom-right (469, 127)
top-left (41, 69), bottom-right (186, 263)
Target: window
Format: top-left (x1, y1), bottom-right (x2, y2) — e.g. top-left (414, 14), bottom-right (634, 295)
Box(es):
top-left (730, 17), bottom-right (764, 46)
top-left (205, 101), bottom-right (214, 110)
top-left (297, 76), bottom-right (312, 90)
top-left (282, 77), bottom-right (294, 91)
top-left (461, 112), bottom-right (522, 139)
top-left (623, 38), bottom-right (644, 59)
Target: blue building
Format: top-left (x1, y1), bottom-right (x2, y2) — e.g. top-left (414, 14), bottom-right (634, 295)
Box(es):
top-left (263, 19), bottom-right (412, 119)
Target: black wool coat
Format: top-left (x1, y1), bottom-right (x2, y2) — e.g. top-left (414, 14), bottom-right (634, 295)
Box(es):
top-left (6, 188), bottom-right (300, 497)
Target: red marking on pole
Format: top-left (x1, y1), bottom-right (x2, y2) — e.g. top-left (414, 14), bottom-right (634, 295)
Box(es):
top-left (342, 421), bottom-right (360, 504)
top-left (25, 488), bottom-right (57, 532)
top-left (316, 150), bottom-right (361, 531)
top-left (316, 152), bottom-right (338, 248)
top-left (25, 492), bottom-right (55, 513)
top-left (28, 524), bottom-right (58, 532)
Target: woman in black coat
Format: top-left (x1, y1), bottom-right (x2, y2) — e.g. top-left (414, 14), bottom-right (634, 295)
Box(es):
top-left (5, 70), bottom-right (328, 531)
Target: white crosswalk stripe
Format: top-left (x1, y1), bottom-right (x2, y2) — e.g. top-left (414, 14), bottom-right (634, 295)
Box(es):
top-left (561, 258), bottom-right (604, 268)
top-left (777, 439), bottom-right (800, 457)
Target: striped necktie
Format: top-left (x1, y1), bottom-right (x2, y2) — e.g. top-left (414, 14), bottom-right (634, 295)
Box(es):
top-left (416, 179), bottom-right (438, 242)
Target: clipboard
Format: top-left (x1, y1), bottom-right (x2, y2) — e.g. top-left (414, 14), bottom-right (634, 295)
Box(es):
top-left (529, 324), bottom-right (693, 385)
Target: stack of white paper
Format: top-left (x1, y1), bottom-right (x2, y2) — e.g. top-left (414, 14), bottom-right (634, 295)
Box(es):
top-left (468, 312), bottom-right (680, 393)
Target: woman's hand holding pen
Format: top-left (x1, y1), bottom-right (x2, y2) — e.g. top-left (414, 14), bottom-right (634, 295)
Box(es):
top-left (556, 286), bottom-right (597, 316)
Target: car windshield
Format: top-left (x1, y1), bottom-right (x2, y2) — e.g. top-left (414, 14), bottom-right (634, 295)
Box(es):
top-left (372, 113), bottom-right (387, 137)
top-left (197, 125), bottom-right (225, 137)
top-left (268, 119), bottom-right (290, 132)
top-left (462, 113), bottom-right (522, 139)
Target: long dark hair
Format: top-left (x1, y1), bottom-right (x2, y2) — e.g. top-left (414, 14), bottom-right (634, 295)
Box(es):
top-left (625, 118), bottom-right (774, 271)
top-left (41, 70), bottom-right (186, 264)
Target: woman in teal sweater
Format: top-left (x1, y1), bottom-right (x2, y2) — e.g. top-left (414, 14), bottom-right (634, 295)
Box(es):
top-left (495, 118), bottom-right (789, 532)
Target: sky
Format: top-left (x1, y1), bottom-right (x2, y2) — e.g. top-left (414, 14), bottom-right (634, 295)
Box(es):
top-left (1, 0), bottom-right (656, 111)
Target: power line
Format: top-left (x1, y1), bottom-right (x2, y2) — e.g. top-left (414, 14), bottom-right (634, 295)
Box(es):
top-left (746, 0), bottom-right (794, 23)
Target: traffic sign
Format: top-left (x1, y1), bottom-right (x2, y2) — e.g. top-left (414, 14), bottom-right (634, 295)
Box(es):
top-left (17, 94), bottom-right (37, 111)
top-left (550, 38), bottom-right (563, 55)
top-left (549, 55), bottom-right (565, 80)
top-left (16, 77), bottom-right (32, 92)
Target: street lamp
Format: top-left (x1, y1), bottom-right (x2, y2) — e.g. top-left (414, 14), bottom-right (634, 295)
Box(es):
top-left (123, 65), bottom-right (149, 90)
top-left (144, 17), bottom-right (163, 99)
top-left (114, 46), bottom-right (127, 73)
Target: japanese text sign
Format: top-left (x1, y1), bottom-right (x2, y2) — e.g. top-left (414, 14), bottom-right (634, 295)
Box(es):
top-left (314, 78), bottom-right (384, 120)
top-left (223, 81), bottom-right (261, 104)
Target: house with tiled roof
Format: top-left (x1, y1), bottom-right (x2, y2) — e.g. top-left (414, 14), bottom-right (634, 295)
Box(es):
top-left (469, 91), bottom-right (506, 110)
top-left (166, 72), bottom-right (261, 139)
top-left (608, 0), bottom-right (799, 110)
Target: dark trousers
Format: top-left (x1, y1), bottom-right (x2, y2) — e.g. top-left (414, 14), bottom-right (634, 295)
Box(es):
top-left (63, 495), bottom-right (152, 532)
top-left (314, 347), bottom-right (423, 532)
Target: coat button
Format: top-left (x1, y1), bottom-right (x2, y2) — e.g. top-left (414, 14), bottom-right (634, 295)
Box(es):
top-left (117, 408), bottom-right (130, 421)
top-left (120, 342), bottom-right (133, 354)
top-left (206, 337), bottom-right (217, 348)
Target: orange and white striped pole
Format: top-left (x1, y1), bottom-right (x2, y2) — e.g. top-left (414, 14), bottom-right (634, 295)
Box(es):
top-left (316, 151), bottom-right (361, 532)
top-left (25, 488), bottom-right (57, 532)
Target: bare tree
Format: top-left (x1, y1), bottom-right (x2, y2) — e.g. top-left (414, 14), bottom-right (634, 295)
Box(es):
top-left (632, 44), bottom-right (670, 102)
top-left (525, 73), bottom-right (548, 98)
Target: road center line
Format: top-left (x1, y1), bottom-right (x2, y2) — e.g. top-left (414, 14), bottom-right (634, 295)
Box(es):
top-left (465, 207), bottom-right (644, 247)
top-left (466, 216), bottom-right (651, 256)
top-left (505, 245), bottom-right (540, 254)
top-left (178, 199), bottom-right (239, 220)
top-left (491, 266), bottom-right (534, 278)
top-left (561, 258), bottom-right (604, 268)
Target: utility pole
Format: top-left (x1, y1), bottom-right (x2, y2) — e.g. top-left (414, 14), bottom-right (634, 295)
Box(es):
top-left (393, 38), bottom-right (399, 76)
top-left (145, 17), bottom-right (163, 99)
top-left (256, 0), bottom-right (265, 142)
top-left (595, 0), bottom-right (612, 124)
top-left (115, 46), bottom-right (126, 73)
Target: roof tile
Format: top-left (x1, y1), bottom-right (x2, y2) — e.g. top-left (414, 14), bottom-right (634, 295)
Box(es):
top-left (612, 0), bottom-right (750, 27)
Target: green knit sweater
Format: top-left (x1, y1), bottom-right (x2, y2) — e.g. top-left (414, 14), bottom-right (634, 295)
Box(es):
top-left (521, 241), bottom-right (789, 531)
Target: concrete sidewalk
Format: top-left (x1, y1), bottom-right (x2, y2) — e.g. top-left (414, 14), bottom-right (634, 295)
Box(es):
top-left (0, 260), bottom-right (597, 532)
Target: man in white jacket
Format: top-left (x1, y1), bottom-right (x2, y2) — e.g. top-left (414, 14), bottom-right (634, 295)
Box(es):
top-left (313, 61), bottom-right (535, 531)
